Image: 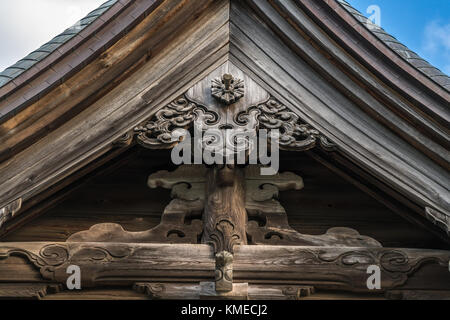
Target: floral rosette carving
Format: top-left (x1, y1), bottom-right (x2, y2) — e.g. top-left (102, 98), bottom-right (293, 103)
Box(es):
top-left (211, 74), bottom-right (244, 105)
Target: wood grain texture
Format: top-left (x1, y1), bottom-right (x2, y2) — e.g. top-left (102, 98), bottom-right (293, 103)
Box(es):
top-left (0, 0), bottom-right (228, 215)
top-left (0, 0), bottom-right (448, 239)
top-left (229, 0), bottom-right (450, 234)
top-left (0, 242), bottom-right (448, 294)
top-left (202, 166), bottom-right (247, 253)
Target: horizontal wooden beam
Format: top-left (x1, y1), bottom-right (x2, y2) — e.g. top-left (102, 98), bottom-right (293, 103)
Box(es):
top-left (1, 242), bottom-right (448, 293)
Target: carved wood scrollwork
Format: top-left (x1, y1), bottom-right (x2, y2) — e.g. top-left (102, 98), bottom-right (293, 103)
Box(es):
top-left (244, 166), bottom-right (381, 247)
top-left (131, 94), bottom-right (335, 152)
top-left (211, 74), bottom-right (244, 105)
top-left (0, 283), bottom-right (62, 300)
top-left (215, 251), bottom-right (234, 292)
top-left (128, 61), bottom-right (335, 153)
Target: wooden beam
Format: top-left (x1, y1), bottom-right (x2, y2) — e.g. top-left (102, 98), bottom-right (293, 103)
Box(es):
top-left (1, 243), bottom-right (448, 292)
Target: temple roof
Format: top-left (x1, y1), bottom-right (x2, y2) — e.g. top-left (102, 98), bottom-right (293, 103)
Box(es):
top-left (0, 0), bottom-right (118, 88)
top-left (337, 0), bottom-right (450, 91)
top-left (0, 0), bottom-right (448, 92)
top-left (0, 0), bottom-right (448, 242)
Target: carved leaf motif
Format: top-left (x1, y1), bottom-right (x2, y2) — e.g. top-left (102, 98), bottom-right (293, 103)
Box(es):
top-left (208, 219), bottom-right (242, 254)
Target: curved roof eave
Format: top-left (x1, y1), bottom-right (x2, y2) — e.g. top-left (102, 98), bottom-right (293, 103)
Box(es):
top-left (0, 0), bottom-right (119, 89)
top-left (336, 0), bottom-right (450, 92)
top-left (0, 0), bottom-right (449, 95)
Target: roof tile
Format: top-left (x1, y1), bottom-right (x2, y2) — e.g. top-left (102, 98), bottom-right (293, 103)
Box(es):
top-left (336, 0), bottom-right (450, 91)
top-left (0, 0), bottom-right (118, 89)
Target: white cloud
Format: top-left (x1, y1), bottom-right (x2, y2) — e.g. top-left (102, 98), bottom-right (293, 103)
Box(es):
top-left (422, 20), bottom-right (450, 75)
top-left (0, 0), bottom-right (106, 71)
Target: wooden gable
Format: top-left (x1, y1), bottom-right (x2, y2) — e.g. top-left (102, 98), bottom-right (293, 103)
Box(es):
top-left (0, 0), bottom-right (448, 300)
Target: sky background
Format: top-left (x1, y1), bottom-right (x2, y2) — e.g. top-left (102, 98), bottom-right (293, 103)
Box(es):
top-left (0, 0), bottom-right (449, 75)
top-left (347, 0), bottom-right (450, 75)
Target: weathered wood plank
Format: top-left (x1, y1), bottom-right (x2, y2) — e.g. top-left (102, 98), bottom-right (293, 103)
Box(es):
top-left (228, 1), bottom-right (450, 233)
top-left (0, 0), bottom-right (229, 211)
top-left (0, 243), bottom-right (448, 293)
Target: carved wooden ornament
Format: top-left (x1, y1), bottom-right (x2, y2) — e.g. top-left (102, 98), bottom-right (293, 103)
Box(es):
top-left (68, 62), bottom-right (380, 294)
top-left (133, 61), bottom-right (336, 154)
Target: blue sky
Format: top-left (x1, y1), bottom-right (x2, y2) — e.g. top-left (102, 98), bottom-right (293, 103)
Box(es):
top-left (347, 0), bottom-right (450, 75)
top-left (0, 1), bottom-right (449, 75)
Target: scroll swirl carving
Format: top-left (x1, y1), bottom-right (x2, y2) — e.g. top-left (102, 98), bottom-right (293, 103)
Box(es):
top-left (202, 166), bottom-right (247, 254)
top-left (134, 96), bottom-right (218, 149)
top-left (132, 93), bottom-right (335, 153)
top-left (134, 96), bottom-right (197, 148)
top-left (315, 248), bottom-right (448, 287)
top-left (239, 98), bottom-right (336, 152)
top-left (0, 244), bottom-right (69, 280)
top-left (68, 166), bottom-right (205, 244)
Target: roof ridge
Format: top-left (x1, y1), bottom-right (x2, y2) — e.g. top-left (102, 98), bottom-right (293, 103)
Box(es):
top-left (336, 0), bottom-right (450, 92)
top-left (0, 0), bottom-right (118, 88)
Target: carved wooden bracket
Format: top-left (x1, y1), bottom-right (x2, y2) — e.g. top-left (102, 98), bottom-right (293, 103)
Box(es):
top-left (65, 164), bottom-right (385, 293)
top-left (68, 165), bottom-right (204, 244)
top-left (68, 165), bottom-right (381, 249)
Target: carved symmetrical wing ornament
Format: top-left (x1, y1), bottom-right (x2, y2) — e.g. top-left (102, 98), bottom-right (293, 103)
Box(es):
top-left (68, 165), bottom-right (381, 249)
top-left (132, 62), bottom-right (335, 154)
